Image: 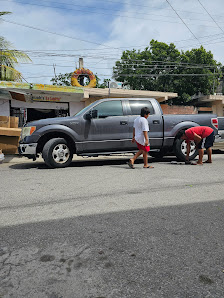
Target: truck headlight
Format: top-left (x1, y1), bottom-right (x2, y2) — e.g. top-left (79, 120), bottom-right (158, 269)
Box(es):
top-left (21, 126), bottom-right (36, 140)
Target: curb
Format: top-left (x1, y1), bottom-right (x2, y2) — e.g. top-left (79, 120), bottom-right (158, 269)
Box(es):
top-left (2, 155), bottom-right (33, 164)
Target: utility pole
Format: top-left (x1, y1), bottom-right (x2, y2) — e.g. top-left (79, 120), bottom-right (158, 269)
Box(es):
top-left (0, 49), bottom-right (2, 80)
top-left (79, 57), bottom-right (83, 68)
top-left (212, 68), bottom-right (216, 95)
top-left (53, 64), bottom-right (56, 79)
top-left (79, 57), bottom-right (84, 86)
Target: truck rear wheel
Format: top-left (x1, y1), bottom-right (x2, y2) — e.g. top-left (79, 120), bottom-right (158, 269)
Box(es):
top-left (42, 138), bottom-right (73, 168)
top-left (174, 138), bottom-right (198, 161)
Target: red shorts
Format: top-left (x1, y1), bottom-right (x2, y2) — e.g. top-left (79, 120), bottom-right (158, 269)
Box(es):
top-left (136, 142), bottom-right (150, 152)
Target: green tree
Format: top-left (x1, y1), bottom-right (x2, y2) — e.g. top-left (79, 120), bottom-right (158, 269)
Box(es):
top-left (113, 40), bottom-right (222, 104)
top-left (0, 11), bottom-right (31, 81)
top-left (51, 72), bottom-right (73, 86)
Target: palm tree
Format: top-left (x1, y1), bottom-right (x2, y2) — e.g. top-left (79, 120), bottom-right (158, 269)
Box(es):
top-left (0, 11), bottom-right (31, 81)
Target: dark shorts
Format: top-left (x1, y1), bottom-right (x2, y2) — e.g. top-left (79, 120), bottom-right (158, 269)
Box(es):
top-left (136, 142), bottom-right (150, 152)
top-left (198, 131), bottom-right (215, 149)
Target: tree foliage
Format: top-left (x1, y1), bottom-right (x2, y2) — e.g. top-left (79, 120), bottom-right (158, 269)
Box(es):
top-left (0, 11), bottom-right (31, 81)
top-left (51, 72), bottom-right (73, 86)
top-left (113, 40), bottom-right (222, 104)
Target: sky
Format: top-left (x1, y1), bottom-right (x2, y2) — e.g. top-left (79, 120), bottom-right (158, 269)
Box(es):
top-left (0, 0), bottom-right (224, 85)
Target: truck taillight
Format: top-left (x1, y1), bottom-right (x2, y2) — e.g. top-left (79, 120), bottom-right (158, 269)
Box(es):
top-left (211, 118), bottom-right (218, 129)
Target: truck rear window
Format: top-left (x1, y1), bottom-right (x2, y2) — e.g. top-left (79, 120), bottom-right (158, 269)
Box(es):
top-left (128, 100), bottom-right (155, 115)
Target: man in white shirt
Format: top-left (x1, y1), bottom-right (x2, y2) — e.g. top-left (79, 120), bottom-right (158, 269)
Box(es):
top-left (128, 107), bottom-right (154, 169)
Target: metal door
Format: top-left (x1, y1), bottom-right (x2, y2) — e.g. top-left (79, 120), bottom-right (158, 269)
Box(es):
top-left (125, 99), bottom-right (164, 150)
top-left (81, 100), bottom-right (130, 153)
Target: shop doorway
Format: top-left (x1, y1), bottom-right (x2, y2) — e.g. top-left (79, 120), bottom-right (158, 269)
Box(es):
top-left (11, 107), bottom-right (69, 127)
top-left (27, 108), bottom-right (69, 122)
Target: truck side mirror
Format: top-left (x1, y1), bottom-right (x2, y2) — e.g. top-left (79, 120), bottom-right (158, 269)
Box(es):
top-left (91, 109), bottom-right (98, 118)
top-left (85, 109), bottom-right (98, 120)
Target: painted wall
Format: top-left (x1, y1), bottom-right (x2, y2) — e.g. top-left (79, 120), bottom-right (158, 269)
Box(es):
top-left (212, 101), bottom-right (224, 117)
top-left (160, 104), bottom-right (197, 114)
top-left (69, 102), bottom-right (85, 116)
top-left (10, 99), bottom-right (68, 110)
top-left (0, 99), bottom-right (10, 116)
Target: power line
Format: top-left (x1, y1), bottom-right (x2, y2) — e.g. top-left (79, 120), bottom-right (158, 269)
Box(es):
top-left (165, 0), bottom-right (201, 46)
top-left (114, 73), bottom-right (221, 77)
top-left (0, 0), bottom-right (184, 25)
top-left (24, 72), bottom-right (221, 79)
top-left (1, 0), bottom-right (223, 29)
top-left (16, 58), bottom-right (220, 68)
top-left (197, 0), bottom-right (224, 34)
top-left (1, 19), bottom-right (118, 50)
top-left (2, 32), bottom-right (224, 53)
top-left (3, 0), bottom-right (224, 24)
top-left (18, 62), bottom-right (218, 71)
top-left (81, 0), bottom-right (224, 19)
top-left (178, 35), bottom-right (224, 49)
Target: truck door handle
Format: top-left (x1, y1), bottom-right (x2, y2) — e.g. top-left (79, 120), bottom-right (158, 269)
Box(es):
top-left (153, 120), bottom-right (160, 124)
top-left (120, 121), bottom-right (128, 125)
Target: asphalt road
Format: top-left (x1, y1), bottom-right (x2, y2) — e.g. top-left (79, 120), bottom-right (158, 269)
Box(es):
top-left (0, 153), bottom-right (224, 298)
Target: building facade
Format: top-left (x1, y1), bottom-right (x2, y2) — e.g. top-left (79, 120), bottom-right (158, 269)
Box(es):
top-left (0, 81), bottom-right (178, 127)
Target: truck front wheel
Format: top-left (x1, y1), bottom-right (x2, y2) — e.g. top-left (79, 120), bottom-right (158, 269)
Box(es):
top-left (174, 138), bottom-right (198, 161)
top-left (42, 138), bottom-right (73, 168)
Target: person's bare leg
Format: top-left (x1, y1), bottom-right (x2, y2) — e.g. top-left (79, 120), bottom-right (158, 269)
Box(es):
top-left (205, 147), bottom-right (212, 163)
top-left (130, 150), bottom-right (143, 165)
top-left (142, 151), bottom-right (154, 168)
top-left (143, 151), bottom-right (148, 167)
top-left (197, 149), bottom-right (204, 165)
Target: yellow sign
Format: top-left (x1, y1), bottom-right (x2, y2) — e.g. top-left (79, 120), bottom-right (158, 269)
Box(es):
top-left (32, 95), bottom-right (61, 102)
top-left (0, 81), bottom-right (84, 94)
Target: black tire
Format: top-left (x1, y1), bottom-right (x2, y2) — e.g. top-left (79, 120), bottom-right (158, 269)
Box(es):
top-left (174, 138), bottom-right (198, 161)
top-left (42, 138), bottom-right (73, 168)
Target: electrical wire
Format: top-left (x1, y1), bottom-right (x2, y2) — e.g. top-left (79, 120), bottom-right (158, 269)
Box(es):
top-left (24, 72), bottom-right (221, 79)
top-left (197, 0), bottom-right (224, 34)
top-left (165, 0), bottom-right (201, 45)
top-left (17, 62), bottom-right (218, 70)
top-left (1, 19), bottom-right (119, 50)
top-left (1, 0), bottom-right (223, 29)
top-left (2, 31), bottom-right (224, 53)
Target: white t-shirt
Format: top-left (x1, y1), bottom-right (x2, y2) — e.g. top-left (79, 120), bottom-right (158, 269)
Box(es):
top-left (133, 116), bottom-right (149, 146)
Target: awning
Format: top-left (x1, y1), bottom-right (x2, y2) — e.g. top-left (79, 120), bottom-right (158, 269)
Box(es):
top-left (0, 81), bottom-right (84, 103)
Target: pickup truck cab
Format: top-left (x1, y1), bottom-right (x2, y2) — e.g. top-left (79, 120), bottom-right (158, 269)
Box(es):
top-left (19, 97), bottom-right (218, 168)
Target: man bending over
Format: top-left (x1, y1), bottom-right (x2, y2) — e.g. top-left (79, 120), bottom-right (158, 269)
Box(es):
top-left (179, 126), bottom-right (215, 165)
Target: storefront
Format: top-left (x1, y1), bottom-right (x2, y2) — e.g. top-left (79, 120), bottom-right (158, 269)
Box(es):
top-left (0, 81), bottom-right (84, 127)
top-left (0, 81), bottom-right (179, 127)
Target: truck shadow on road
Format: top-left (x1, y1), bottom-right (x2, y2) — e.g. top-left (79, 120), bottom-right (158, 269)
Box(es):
top-left (9, 156), bottom-right (178, 170)
top-left (1, 199), bottom-right (224, 297)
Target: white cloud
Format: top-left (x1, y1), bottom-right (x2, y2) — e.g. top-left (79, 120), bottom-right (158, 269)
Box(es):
top-left (0, 0), bottom-right (224, 84)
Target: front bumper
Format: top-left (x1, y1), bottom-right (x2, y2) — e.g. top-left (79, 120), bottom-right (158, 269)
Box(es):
top-left (18, 143), bottom-right (38, 156)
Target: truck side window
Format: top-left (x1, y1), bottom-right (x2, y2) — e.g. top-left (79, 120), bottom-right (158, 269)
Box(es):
top-left (95, 101), bottom-right (124, 118)
top-left (129, 100), bottom-right (155, 115)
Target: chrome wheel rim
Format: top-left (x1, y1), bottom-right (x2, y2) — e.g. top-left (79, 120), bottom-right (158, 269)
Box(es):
top-left (52, 143), bottom-right (70, 164)
top-left (181, 140), bottom-right (196, 157)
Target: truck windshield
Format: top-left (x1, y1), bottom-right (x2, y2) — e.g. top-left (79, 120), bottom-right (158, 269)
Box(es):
top-left (73, 102), bottom-right (96, 117)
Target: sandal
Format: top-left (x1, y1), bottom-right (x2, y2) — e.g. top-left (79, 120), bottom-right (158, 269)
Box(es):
top-left (143, 165), bottom-right (154, 168)
top-left (127, 160), bottom-right (135, 169)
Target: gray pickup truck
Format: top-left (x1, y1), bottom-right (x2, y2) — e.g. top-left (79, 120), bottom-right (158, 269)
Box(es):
top-left (19, 97), bottom-right (219, 168)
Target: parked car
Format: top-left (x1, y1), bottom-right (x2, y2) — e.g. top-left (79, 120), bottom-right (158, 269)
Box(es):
top-left (19, 97), bottom-right (219, 168)
top-left (213, 117), bottom-right (224, 150)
